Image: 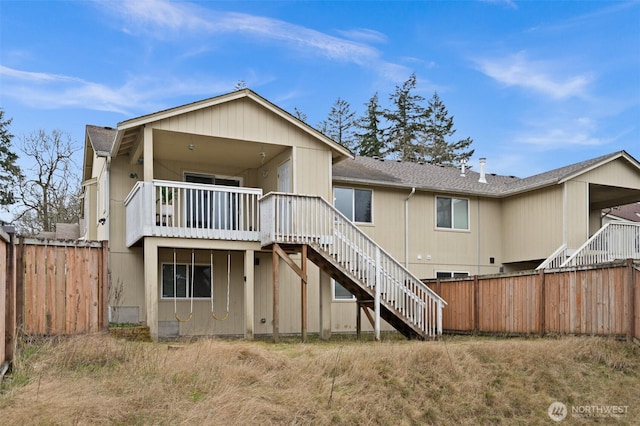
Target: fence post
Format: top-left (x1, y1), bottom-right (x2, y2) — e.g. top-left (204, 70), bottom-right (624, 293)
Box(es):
top-left (538, 269), bottom-right (546, 337)
top-left (473, 275), bottom-right (479, 333)
top-left (627, 258), bottom-right (635, 343)
top-left (15, 237), bottom-right (24, 336)
top-left (5, 229), bottom-right (16, 364)
top-left (101, 240), bottom-right (109, 331)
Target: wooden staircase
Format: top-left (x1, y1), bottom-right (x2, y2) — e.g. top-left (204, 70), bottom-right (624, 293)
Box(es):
top-left (260, 193), bottom-right (446, 340)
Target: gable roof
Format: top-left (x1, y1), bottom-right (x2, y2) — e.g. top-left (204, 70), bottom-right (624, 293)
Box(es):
top-left (605, 202), bottom-right (640, 222)
top-left (111, 89), bottom-right (353, 162)
top-left (86, 125), bottom-right (117, 155)
top-left (83, 125), bottom-right (117, 181)
top-left (333, 151), bottom-right (640, 198)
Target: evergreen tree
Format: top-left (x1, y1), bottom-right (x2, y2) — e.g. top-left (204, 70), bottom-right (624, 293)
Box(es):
top-left (318, 98), bottom-right (357, 150)
top-left (383, 73), bottom-right (428, 162)
top-left (354, 93), bottom-right (385, 157)
top-left (422, 92), bottom-right (474, 166)
top-left (0, 109), bottom-right (22, 206)
top-left (293, 107), bottom-right (307, 123)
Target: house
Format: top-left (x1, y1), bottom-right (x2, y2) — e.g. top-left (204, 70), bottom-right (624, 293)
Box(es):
top-left (81, 89), bottom-right (640, 340)
top-left (332, 152), bottom-right (640, 273)
top-left (603, 202), bottom-right (640, 224)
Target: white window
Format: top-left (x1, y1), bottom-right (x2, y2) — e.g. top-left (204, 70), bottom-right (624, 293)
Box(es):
top-left (334, 187), bottom-right (372, 223)
top-left (436, 196), bottom-right (469, 230)
top-left (435, 271), bottom-right (470, 279)
top-left (161, 263), bottom-right (212, 299)
top-left (333, 280), bottom-right (355, 300)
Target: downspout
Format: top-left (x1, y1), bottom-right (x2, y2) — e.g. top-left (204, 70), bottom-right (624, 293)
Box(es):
top-left (105, 155), bottom-right (111, 242)
top-left (104, 154), bottom-right (111, 324)
top-left (405, 187), bottom-right (416, 269)
top-left (477, 197), bottom-right (481, 275)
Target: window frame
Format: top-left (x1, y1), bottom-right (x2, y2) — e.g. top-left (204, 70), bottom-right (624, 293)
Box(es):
top-left (332, 279), bottom-right (356, 301)
top-left (333, 186), bottom-right (373, 224)
top-left (435, 196), bottom-right (470, 231)
top-left (160, 262), bottom-right (213, 300)
top-left (435, 271), bottom-right (470, 279)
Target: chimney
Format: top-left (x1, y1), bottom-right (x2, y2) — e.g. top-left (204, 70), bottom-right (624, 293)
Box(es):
top-left (460, 159), bottom-right (467, 177)
top-left (478, 158), bottom-right (487, 183)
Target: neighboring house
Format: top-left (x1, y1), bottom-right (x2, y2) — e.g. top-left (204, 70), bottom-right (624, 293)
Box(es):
top-left (35, 223), bottom-right (81, 240)
top-left (332, 152), bottom-right (640, 273)
top-left (602, 202), bottom-right (640, 224)
top-left (81, 89), bottom-right (640, 340)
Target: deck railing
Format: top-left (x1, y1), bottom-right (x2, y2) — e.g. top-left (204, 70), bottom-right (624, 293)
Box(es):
top-left (125, 180), bottom-right (262, 246)
top-left (561, 222), bottom-right (640, 267)
top-left (260, 192), bottom-right (446, 338)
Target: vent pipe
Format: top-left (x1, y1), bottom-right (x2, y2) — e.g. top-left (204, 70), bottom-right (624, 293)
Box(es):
top-left (460, 159), bottom-right (467, 177)
top-left (478, 158), bottom-right (487, 183)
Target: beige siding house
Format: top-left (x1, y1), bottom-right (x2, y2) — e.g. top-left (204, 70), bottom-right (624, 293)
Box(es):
top-left (81, 89), bottom-right (640, 340)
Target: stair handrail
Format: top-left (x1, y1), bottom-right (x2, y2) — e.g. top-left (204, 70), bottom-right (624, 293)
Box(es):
top-left (536, 243), bottom-right (567, 270)
top-left (561, 222), bottom-right (640, 267)
top-left (260, 192), bottom-right (446, 337)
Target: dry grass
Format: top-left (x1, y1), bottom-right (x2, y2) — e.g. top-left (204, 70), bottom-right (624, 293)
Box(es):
top-left (1, 334), bottom-right (638, 425)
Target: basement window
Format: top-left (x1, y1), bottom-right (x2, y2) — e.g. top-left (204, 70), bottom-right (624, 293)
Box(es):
top-left (435, 271), bottom-right (470, 279)
top-left (161, 263), bottom-right (212, 299)
top-left (436, 196), bottom-right (469, 230)
top-left (333, 280), bottom-right (356, 301)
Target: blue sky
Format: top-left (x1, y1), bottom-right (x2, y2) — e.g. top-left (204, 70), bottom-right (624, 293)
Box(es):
top-left (1, 0), bottom-right (639, 180)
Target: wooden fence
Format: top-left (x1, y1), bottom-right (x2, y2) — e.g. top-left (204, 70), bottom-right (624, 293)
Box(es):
top-left (2, 235), bottom-right (108, 367)
top-left (425, 260), bottom-right (639, 341)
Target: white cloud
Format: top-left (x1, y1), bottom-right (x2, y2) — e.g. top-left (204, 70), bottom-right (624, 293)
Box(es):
top-left (0, 65), bottom-right (231, 115)
top-left (97, 0), bottom-right (406, 76)
top-left (479, 0), bottom-right (518, 10)
top-left (336, 28), bottom-right (388, 44)
top-left (475, 52), bottom-right (593, 99)
top-left (514, 116), bottom-right (611, 149)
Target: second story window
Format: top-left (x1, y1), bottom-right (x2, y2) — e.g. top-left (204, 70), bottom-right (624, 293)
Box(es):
top-left (334, 187), bottom-right (372, 223)
top-left (436, 196), bottom-right (469, 230)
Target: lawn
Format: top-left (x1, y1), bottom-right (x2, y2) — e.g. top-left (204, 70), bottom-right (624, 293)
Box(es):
top-left (1, 333), bottom-right (638, 425)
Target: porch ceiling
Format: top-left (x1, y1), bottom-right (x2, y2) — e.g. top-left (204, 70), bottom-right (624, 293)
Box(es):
top-left (590, 183), bottom-right (640, 210)
top-left (125, 129), bottom-right (289, 169)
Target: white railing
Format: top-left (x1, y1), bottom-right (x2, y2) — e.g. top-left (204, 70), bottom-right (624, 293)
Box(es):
top-left (536, 244), bottom-right (568, 270)
top-left (125, 180), bottom-right (262, 247)
top-left (561, 222), bottom-right (640, 267)
top-left (260, 192), bottom-right (446, 338)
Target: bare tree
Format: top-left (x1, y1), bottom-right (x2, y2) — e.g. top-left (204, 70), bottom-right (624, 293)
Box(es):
top-left (13, 129), bottom-right (81, 235)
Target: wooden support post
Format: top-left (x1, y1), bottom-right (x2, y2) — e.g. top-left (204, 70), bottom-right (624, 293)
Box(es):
top-left (15, 237), bottom-right (24, 334)
top-left (101, 240), bottom-right (109, 331)
top-left (272, 246), bottom-right (279, 343)
top-left (473, 275), bottom-right (480, 333)
top-left (4, 230), bottom-right (16, 364)
top-left (626, 259), bottom-right (635, 343)
top-left (539, 269), bottom-right (546, 337)
top-left (356, 301), bottom-right (362, 340)
top-left (301, 245), bottom-right (307, 343)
